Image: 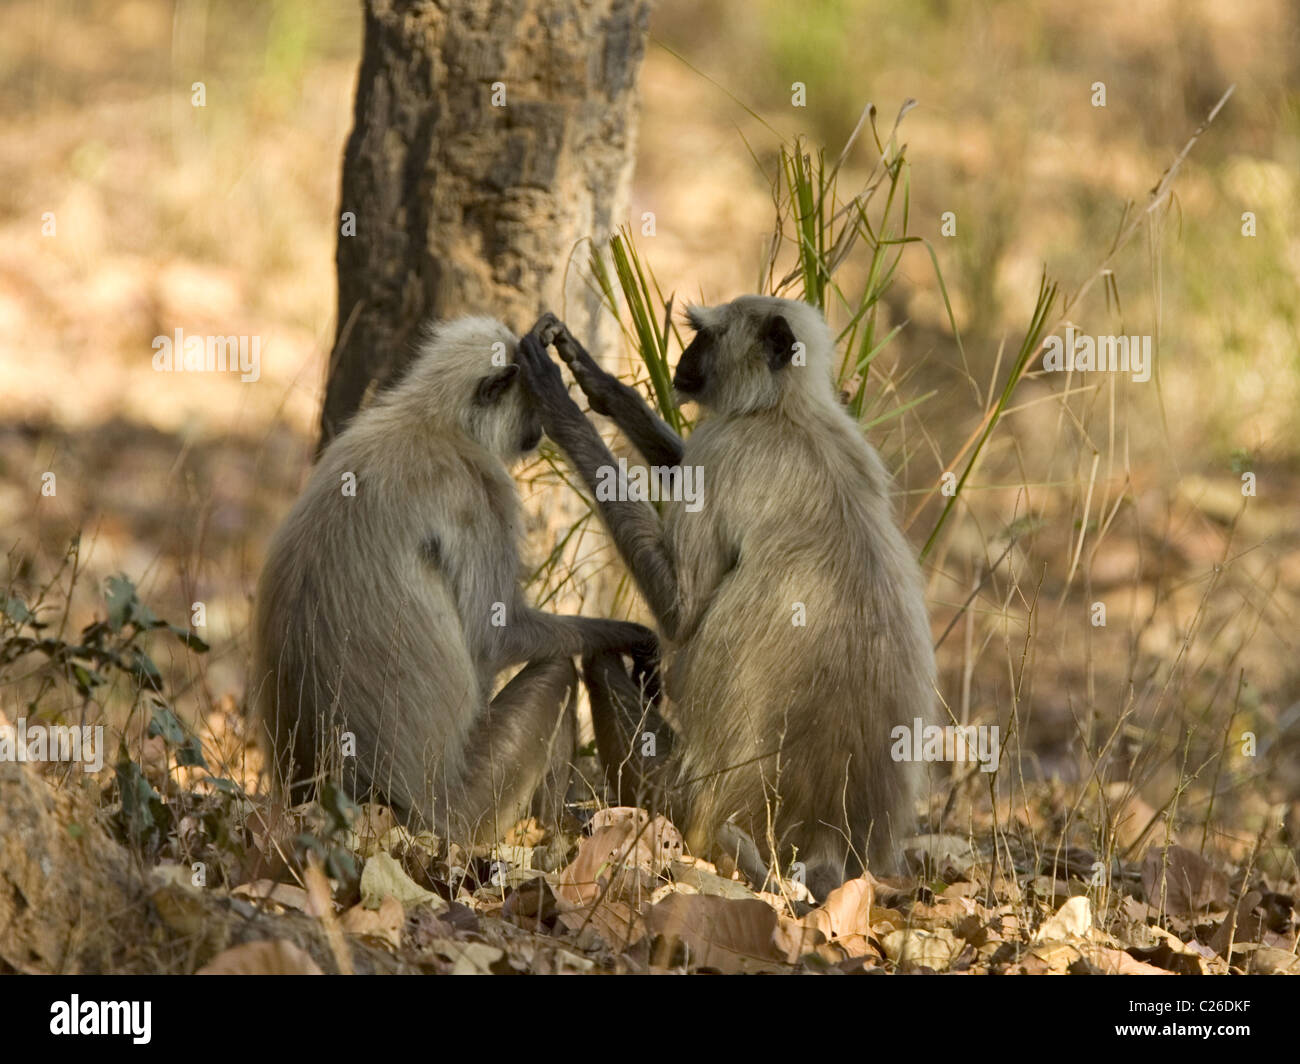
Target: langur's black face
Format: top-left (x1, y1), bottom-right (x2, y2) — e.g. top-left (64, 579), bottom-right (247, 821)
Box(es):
top-left (518, 407), bottom-right (543, 453)
top-left (675, 308), bottom-right (799, 413)
top-left (673, 326), bottom-right (713, 399)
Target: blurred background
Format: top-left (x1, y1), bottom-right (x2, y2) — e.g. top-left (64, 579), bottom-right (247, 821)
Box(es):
top-left (2, 0), bottom-right (1297, 868)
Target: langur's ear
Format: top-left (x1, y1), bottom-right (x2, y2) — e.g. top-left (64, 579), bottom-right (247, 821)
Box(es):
top-left (475, 363), bottom-right (519, 405)
top-left (762, 314), bottom-right (798, 371)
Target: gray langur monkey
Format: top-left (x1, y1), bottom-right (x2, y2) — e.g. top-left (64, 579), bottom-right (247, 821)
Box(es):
top-left (251, 316), bottom-right (656, 845)
top-left (516, 297), bottom-right (936, 897)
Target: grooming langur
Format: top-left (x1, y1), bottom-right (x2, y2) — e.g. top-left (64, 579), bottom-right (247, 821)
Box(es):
top-left (252, 316), bottom-right (656, 844)
top-left (517, 298), bottom-right (936, 895)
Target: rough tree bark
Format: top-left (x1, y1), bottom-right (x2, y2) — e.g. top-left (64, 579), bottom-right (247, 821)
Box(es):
top-left (321, 0), bottom-right (651, 448)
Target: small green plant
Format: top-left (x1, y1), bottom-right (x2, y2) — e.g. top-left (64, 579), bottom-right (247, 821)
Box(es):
top-left (1, 572), bottom-right (207, 699)
top-left (0, 549), bottom-right (246, 858)
top-left (589, 228), bottom-right (684, 434)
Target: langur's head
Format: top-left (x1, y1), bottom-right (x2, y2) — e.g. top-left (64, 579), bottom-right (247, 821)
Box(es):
top-left (675, 296), bottom-right (835, 416)
top-left (402, 317), bottom-right (543, 459)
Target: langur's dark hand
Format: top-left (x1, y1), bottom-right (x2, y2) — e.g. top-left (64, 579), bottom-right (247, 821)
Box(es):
top-left (516, 333), bottom-right (577, 417)
top-left (628, 623), bottom-right (658, 655)
top-left (552, 325), bottom-right (620, 417)
top-left (628, 635), bottom-right (662, 705)
top-left (528, 312), bottom-right (564, 347)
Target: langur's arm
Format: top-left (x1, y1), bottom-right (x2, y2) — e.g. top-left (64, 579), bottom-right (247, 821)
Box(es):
top-left (531, 315), bottom-right (684, 469)
top-left (497, 608), bottom-right (658, 668)
top-left (516, 332), bottom-right (682, 638)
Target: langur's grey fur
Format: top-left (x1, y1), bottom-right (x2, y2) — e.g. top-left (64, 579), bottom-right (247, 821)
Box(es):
top-left (252, 317), bottom-right (655, 845)
top-left (518, 297), bottom-right (936, 897)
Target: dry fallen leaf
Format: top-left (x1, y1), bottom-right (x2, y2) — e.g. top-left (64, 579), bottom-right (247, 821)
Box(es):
top-left (556, 824), bottom-right (636, 905)
top-left (589, 807), bottom-right (684, 875)
top-left (555, 898), bottom-right (645, 951)
top-left (807, 933), bottom-right (880, 965)
top-left (360, 852), bottom-right (445, 911)
top-left (1207, 890), bottom-right (1263, 957)
top-left (1141, 845), bottom-right (1230, 915)
top-left (1034, 896), bottom-right (1093, 941)
top-left (150, 883), bottom-right (211, 940)
top-left (304, 858), bottom-right (352, 975)
top-left (197, 939), bottom-right (323, 975)
top-left (341, 895), bottom-right (404, 950)
top-left (772, 911), bottom-right (827, 963)
top-left (345, 803), bottom-right (399, 856)
top-left (869, 907), bottom-right (909, 935)
top-left (555, 813), bottom-right (676, 906)
top-left (1120, 894), bottom-right (1154, 924)
top-left (1130, 925), bottom-right (1227, 975)
top-left (1239, 946), bottom-right (1300, 974)
top-left (374, 825), bottom-right (440, 862)
top-left (910, 896), bottom-right (979, 929)
top-left (1029, 940), bottom-right (1082, 973)
top-left (881, 927), bottom-right (961, 971)
top-left (422, 939), bottom-right (505, 975)
top-left (670, 858), bottom-right (753, 900)
top-left (504, 817), bottom-right (546, 847)
top-left (231, 879), bottom-right (313, 913)
top-left (551, 950), bottom-right (597, 972)
top-left (818, 876), bottom-right (876, 938)
top-left (1106, 782), bottom-right (1160, 852)
top-left (645, 892), bottom-right (792, 973)
top-left (904, 834), bottom-right (979, 878)
top-left (492, 847), bottom-right (544, 889)
top-left (1082, 945), bottom-right (1171, 974)
top-left (1015, 951), bottom-right (1066, 975)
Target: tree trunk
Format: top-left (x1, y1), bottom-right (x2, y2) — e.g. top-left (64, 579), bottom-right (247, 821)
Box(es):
top-left (321, 0), bottom-right (651, 447)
